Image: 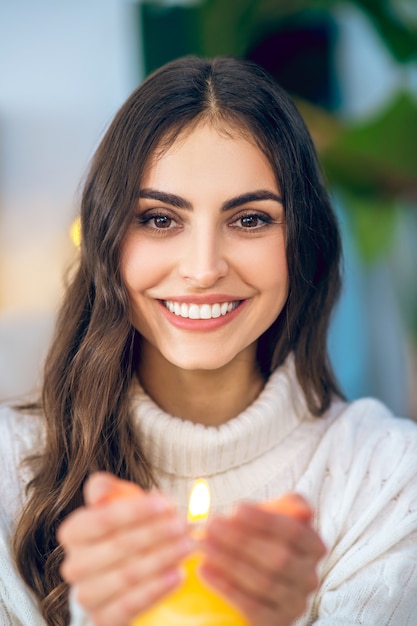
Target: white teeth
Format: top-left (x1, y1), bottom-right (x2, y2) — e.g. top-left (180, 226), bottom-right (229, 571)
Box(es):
top-left (189, 304), bottom-right (200, 319)
top-left (211, 303), bottom-right (221, 318)
top-left (164, 300), bottom-right (239, 320)
top-left (200, 304), bottom-right (212, 319)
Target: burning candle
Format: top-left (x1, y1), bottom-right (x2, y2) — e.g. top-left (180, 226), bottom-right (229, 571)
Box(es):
top-left (100, 475), bottom-right (312, 625)
top-left (131, 479), bottom-right (249, 625)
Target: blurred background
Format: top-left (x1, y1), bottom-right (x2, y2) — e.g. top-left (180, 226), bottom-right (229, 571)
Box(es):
top-left (0, 0), bottom-right (416, 418)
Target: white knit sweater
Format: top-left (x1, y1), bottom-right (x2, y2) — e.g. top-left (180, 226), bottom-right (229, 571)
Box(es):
top-left (1, 357), bottom-right (417, 625)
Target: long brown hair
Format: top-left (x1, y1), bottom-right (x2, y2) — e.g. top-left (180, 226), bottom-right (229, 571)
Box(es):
top-left (13, 55), bottom-right (343, 624)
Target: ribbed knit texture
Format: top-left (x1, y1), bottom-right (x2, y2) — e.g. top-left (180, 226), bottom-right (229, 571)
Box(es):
top-left (131, 357), bottom-right (318, 515)
top-left (1, 356), bottom-right (417, 624)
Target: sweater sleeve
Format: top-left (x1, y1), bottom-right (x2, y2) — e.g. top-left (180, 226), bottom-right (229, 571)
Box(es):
top-left (0, 530), bottom-right (47, 626)
top-left (0, 405), bottom-right (46, 625)
top-left (309, 533), bottom-right (417, 625)
top-left (297, 398), bottom-right (417, 626)
top-left (0, 403), bottom-right (93, 626)
top-left (68, 590), bottom-right (94, 626)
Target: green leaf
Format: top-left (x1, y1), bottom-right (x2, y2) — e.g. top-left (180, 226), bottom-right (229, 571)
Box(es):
top-left (342, 193), bottom-right (399, 262)
top-left (321, 92), bottom-right (417, 200)
top-left (353, 0), bottom-right (417, 62)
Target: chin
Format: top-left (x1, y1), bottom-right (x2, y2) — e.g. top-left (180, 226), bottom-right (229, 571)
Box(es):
top-left (172, 358), bottom-right (230, 372)
top-left (167, 350), bottom-right (237, 373)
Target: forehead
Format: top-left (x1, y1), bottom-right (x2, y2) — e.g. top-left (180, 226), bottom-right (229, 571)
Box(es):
top-left (151, 115), bottom-right (262, 159)
top-left (142, 120), bottom-right (275, 185)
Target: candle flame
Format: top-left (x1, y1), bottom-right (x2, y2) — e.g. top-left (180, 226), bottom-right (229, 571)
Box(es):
top-left (188, 479), bottom-right (210, 523)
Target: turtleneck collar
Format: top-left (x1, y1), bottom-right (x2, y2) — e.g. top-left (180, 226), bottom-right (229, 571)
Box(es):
top-left (130, 355), bottom-right (311, 479)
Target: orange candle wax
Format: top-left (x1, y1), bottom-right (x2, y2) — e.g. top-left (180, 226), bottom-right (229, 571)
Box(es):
top-left (261, 492), bottom-right (312, 521)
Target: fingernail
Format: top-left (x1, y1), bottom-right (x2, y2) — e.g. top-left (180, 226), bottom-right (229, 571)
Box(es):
top-left (168, 517), bottom-right (186, 536)
top-left (149, 494), bottom-right (171, 513)
top-left (178, 536), bottom-right (193, 554)
top-left (164, 568), bottom-right (182, 586)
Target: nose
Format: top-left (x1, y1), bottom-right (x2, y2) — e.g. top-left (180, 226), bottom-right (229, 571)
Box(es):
top-left (178, 224), bottom-right (228, 288)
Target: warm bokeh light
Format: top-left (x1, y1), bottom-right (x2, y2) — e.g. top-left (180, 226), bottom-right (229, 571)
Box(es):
top-left (187, 479), bottom-right (210, 523)
top-left (70, 217), bottom-right (81, 248)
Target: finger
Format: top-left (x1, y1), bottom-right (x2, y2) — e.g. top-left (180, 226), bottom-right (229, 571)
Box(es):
top-left (58, 492), bottom-right (172, 546)
top-left (74, 534), bottom-right (192, 611)
top-left (202, 527), bottom-right (319, 600)
top-left (200, 563), bottom-right (307, 626)
top-left (82, 569), bottom-right (183, 626)
top-left (204, 516), bottom-right (322, 592)
top-left (61, 510), bottom-right (189, 583)
top-left (261, 493), bottom-right (312, 523)
top-left (84, 472), bottom-right (143, 506)
top-left (202, 537), bottom-right (286, 603)
top-left (233, 504), bottom-right (327, 558)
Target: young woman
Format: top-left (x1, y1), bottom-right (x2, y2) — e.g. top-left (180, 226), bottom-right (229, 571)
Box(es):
top-left (1, 56), bottom-right (417, 626)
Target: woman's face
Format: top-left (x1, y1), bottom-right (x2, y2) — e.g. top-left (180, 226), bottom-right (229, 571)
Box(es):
top-left (121, 122), bottom-right (289, 373)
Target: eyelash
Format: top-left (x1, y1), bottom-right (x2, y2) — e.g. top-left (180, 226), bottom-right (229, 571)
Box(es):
top-left (230, 211), bottom-right (275, 230)
top-left (137, 213), bottom-right (175, 229)
top-left (135, 210), bottom-right (276, 233)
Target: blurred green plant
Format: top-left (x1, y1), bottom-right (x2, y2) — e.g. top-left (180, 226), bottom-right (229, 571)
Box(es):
top-left (196, 0), bottom-right (417, 62)
top-left (141, 0), bottom-right (417, 209)
top-left (194, 0), bottom-right (417, 201)
top-left (141, 0), bottom-right (417, 333)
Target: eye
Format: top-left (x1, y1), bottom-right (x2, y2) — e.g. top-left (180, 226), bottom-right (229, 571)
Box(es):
top-left (240, 215), bottom-right (262, 228)
top-left (150, 215), bottom-right (173, 229)
top-left (136, 211), bottom-right (179, 231)
top-left (230, 212), bottom-right (273, 230)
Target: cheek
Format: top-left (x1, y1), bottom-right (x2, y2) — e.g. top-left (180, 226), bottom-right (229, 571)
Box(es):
top-left (120, 246), bottom-right (138, 296)
top-left (120, 239), bottom-right (161, 294)
top-left (244, 237), bottom-right (288, 296)
top-left (120, 250), bottom-right (149, 313)
top-left (120, 242), bottom-right (157, 331)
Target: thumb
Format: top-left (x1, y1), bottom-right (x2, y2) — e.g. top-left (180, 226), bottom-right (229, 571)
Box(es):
top-left (261, 493), bottom-right (313, 523)
top-left (84, 471), bottom-right (143, 506)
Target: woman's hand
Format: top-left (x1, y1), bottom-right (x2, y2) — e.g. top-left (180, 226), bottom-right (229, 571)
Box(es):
top-left (199, 495), bottom-right (326, 626)
top-left (58, 472), bottom-right (192, 626)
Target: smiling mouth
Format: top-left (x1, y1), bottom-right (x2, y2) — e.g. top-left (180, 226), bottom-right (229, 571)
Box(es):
top-left (162, 300), bottom-right (242, 320)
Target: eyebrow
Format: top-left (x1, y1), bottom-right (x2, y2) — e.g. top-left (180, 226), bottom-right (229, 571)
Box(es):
top-left (138, 188), bottom-right (283, 212)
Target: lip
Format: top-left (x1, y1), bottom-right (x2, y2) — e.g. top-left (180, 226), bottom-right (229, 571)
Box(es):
top-left (157, 298), bottom-right (248, 331)
top-left (160, 294), bottom-right (242, 305)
